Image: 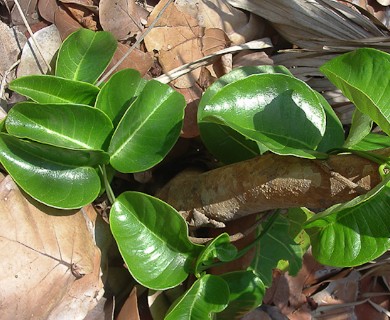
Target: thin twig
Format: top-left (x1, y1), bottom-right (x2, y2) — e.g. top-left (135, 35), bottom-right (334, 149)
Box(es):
top-left (97, 0), bottom-right (174, 86)
top-left (13, 0), bottom-right (51, 72)
top-left (155, 38), bottom-right (272, 84)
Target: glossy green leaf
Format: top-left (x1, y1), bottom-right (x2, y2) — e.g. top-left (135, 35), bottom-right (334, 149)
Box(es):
top-left (200, 73), bottom-right (327, 159)
top-left (6, 102), bottom-right (113, 150)
top-left (198, 66), bottom-right (292, 164)
top-left (109, 80), bottom-right (186, 173)
top-left (351, 133), bottom-right (390, 151)
top-left (314, 92), bottom-right (345, 152)
top-left (9, 75), bottom-right (99, 105)
top-left (56, 28), bottom-right (117, 84)
top-left (304, 175), bottom-right (390, 267)
top-left (320, 48), bottom-right (390, 135)
top-left (165, 274), bottom-right (229, 320)
top-left (344, 109), bottom-right (373, 148)
top-left (110, 192), bottom-right (202, 290)
top-left (251, 214), bottom-right (303, 287)
top-left (0, 134), bottom-right (103, 209)
top-left (217, 271), bottom-right (265, 320)
top-left (195, 233), bottom-right (237, 275)
top-left (95, 68), bottom-right (147, 126)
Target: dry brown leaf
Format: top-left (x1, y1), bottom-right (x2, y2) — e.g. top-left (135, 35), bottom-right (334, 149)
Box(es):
top-left (100, 0), bottom-right (148, 40)
top-left (0, 21), bottom-right (26, 86)
top-left (117, 287), bottom-right (140, 320)
top-left (0, 174), bottom-right (103, 320)
top-left (202, 28), bottom-right (230, 56)
top-left (38, 0), bottom-right (59, 23)
top-left (61, 2), bottom-right (97, 30)
top-left (176, 84), bottom-right (202, 138)
top-left (144, 0), bottom-right (202, 88)
top-left (107, 42), bottom-right (153, 77)
top-left (17, 24), bottom-right (62, 77)
top-left (54, 6), bottom-right (83, 40)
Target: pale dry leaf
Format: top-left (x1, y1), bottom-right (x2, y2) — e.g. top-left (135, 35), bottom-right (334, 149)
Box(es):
top-left (17, 24), bottom-right (62, 77)
top-left (0, 20), bottom-right (26, 85)
top-left (117, 287), bottom-right (140, 320)
top-left (197, 0), bottom-right (266, 45)
top-left (0, 174), bottom-right (103, 320)
top-left (226, 0), bottom-right (387, 50)
top-left (233, 51), bottom-right (273, 68)
top-left (38, 0), bottom-right (59, 23)
top-left (377, 0), bottom-right (390, 5)
top-left (61, 2), bottom-right (97, 30)
top-left (11, 0), bottom-right (40, 25)
top-left (100, 0), bottom-right (148, 40)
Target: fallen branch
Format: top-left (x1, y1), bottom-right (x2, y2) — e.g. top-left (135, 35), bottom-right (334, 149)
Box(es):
top-left (156, 148), bottom-right (390, 228)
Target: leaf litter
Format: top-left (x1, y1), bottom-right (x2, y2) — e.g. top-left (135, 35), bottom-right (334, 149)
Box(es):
top-left (1, 0), bottom-right (390, 318)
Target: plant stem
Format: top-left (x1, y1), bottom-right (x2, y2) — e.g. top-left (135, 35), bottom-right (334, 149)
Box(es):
top-left (100, 165), bottom-right (116, 205)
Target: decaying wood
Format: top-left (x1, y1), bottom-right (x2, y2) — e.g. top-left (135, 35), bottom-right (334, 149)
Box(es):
top-left (157, 148), bottom-right (390, 228)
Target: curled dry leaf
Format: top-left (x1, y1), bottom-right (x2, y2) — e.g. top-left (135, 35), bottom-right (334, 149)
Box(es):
top-left (38, 0), bottom-right (59, 23)
top-left (144, 0), bottom-right (202, 88)
top-left (100, 0), bottom-right (148, 40)
top-left (54, 6), bottom-right (83, 40)
top-left (61, 1), bottom-right (97, 30)
top-left (197, 0), bottom-right (266, 45)
top-left (17, 24), bottom-right (62, 77)
top-left (0, 174), bottom-right (103, 320)
top-left (117, 287), bottom-right (140, 320)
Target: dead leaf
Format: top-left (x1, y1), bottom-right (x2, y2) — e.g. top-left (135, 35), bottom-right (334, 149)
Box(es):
top-left (233, 51), bottom-right (273, 68)
top-left (117, 287), bottom-right (140, 320)
top-left (0, 174), bottom-right (103, 320)
top-left (0, 20), bottom-right (26, 86)
top-left (54, 6), bottom-right (83, 40)
top-left (61, 2), bottom-right (97, 30)
top-left (176, 84), bottom-right (202, 138)
top-left (202, 28), bottom-right (230, 56)
top-left (11, 0), bottom-right (40, 26)
top-left (144, 0), bottom-right (202, 88)
top-left (17, 24), bottom-right (62, 77)
top-left (38, 0), bottom-right (59, 23)
top-left (100, 0), bottom-right (148, 40)
top-left (107, 43), bottom-right (154, 77)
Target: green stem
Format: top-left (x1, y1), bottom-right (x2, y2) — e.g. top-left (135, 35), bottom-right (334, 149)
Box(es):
top-left (99, 165), bottom-right (116, 205)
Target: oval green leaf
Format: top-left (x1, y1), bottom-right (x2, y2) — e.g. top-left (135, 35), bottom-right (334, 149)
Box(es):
top-left (108, 80), bottom-right (186, 173)
top-left (6, 102), bottom-right (113, 150)
top-left (351, 133), bottom-right (390, 151)
top-left (200, 73), bottom-right (327, 159)
top-left (195, 233), bottom-right (237, 276)
top-left (9, 75), bottom-right (99, 105)
top-left (198, 66), bottom-right (293, 164)
top-left (165, 274), bottom-right (229, 320)
top-left (56, 28), bottom-right (117, 84)
top-left (304, 175), bottom-right (390, 267)
top-left (217, 271), bottom-right (265, 320)
top-left (0, 134), bottom-right (102, 209)
top-left (320, 48), bottom-right (390, 135)
top-left (95, 68), bottom-right (147, 126)
top-left (344, 109), bottom-right (373, 148)
top-left (110, 192), bottom-right (202, 290)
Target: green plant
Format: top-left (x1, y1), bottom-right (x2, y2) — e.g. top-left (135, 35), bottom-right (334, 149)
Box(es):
top-left (2, 28), bottom-right (390, 319)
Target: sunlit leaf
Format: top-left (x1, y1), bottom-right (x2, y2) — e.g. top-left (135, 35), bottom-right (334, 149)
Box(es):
top-left (95, 68), bottom-right (146, 126)
top-left (56, 28), bottom-right (117, 84)
top-left (0, 134), bottom-right (102, 209)
top-left (320, 48), bottom-right (390, 135)
top-left (165, 274), bottom-right (229, 320)
top-left (6, 102), bottom-right (113, 150)
top-left (110, 192), bottom-right (202, 290)
top-left (304, 175), bottom-right (390, 267)
top-left (200, 73), bottom-right (327, 159)
top-left (109, 80), bottom-right (185, 173)
top-left (9, 75), bottom-right (99, 105)
top-left (351, 133), bottom-right (390, 151)
top-left (198, 66), bottom-right (293, 164)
